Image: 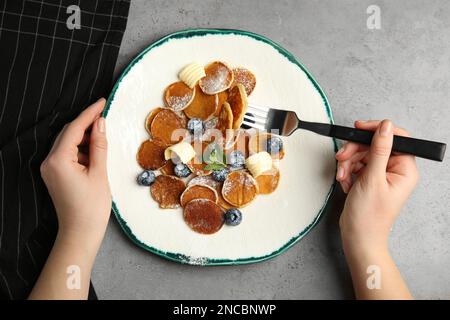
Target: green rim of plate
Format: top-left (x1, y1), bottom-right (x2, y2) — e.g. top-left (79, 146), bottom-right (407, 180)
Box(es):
top-left (103, 28), bottom-right (338, 266)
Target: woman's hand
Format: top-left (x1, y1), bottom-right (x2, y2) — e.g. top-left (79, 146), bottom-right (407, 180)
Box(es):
top-left (30, 99), bottom-right (110, 300)
top-left (40, 98), bottom-right (111, 242)
top-left (336, 119), bottom-right (418, 299)
top-left (336, 120), bottom-right (419, 250)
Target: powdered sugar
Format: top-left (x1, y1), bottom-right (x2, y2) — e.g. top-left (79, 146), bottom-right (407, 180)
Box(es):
top-left (233, 67), bottom-right (256, 96)
top-left (167, 94), bottom-right (193, 111)
top-left (188, 175), bottom-right (221, 189)
top-left (199, 62), bottom-right (233, 94)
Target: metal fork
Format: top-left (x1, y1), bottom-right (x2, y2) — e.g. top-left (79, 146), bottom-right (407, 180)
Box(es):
top-left (243, 104), bottom-right (446, 162)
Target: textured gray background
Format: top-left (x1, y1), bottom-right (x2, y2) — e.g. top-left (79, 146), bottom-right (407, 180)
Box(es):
top-left (92, 0), bottom-right (450, 299)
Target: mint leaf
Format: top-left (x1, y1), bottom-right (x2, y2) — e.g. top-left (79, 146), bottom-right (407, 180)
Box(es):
top-left (207, 149), bottom-right (218, 164)
top-left (204, 162), bottom-right (226, 171)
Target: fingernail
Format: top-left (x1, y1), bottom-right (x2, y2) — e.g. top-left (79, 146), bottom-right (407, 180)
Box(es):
top-left (97, 97), bottom-right (105, 103)
top-left (336, 146), bottom-right (345, 156)
top-left (336, 165), bottom-right (345, 180)
top-left (380, 120), bottom-right (392, 137)
top-left (98, 117), bottom-right (105, 133)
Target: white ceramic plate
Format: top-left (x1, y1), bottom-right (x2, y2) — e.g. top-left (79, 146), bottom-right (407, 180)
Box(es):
top-left (104, 29), bottom-right (337, 265)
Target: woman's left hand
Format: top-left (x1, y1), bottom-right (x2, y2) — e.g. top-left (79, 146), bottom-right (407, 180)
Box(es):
top-left (40, 98), bottom-right (111, 242)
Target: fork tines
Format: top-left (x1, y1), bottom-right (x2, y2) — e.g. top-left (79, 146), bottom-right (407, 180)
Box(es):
top-left (243, 104), bottom-right (270, 130)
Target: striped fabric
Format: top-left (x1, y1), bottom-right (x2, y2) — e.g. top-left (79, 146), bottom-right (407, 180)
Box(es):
top-left (0, 0), bottom-right (130, 299)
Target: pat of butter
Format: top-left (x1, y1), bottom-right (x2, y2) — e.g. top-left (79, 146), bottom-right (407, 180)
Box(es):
top-left (178, 62), bottom-right (206, 88)
top-left (245, 152), bottom-right (273, 177)
top-left (164, 141), bottom-right (196, 164)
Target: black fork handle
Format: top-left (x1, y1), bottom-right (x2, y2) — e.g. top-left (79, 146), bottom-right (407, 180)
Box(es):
top-left (299, 121), bottom-right (446, 162)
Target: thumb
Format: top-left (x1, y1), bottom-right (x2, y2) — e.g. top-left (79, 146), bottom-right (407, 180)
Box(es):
top-left (89, 117), bottom-right (108, 175)
top-left (366, 119), bottom-right (394, 178)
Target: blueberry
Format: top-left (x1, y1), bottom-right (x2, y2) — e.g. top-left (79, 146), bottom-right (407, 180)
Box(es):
top-left (187, 118), bottom-right (204, 137)
top-left (212, 167), bottom-right (230, 182)
top-left (137, 170), bottom-right (156, 186)
top-left (224, 209), bottom-right (242, 226)
top-left (227, 150), bottom-right (245, 169)
top-left (266, 136), bottom-right (283, 155)
top-left (174, 163), bottom-right (191, 178)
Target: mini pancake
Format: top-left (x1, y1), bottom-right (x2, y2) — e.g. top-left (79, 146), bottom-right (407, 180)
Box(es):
top-left (150, 109), bottom-right (187, 145)
top-left (255, 167), bottom-right (280, 195)
top-left (232, 67), bottom-right (256, 96)
top-left (145, 107), bottom-right (163, 135)
top-left (174, 109), bottom-right (188, 127)
top-left (183, 84), bottom-right (217, 120)
top-left (217, 102), bottom-right (233, 136)
top-left (159, 160), bottom-right (175, 176)
top-left (248, 132), bottom-right (285, 160)
top-left (136, 139), bottom-right (167, 170)
top-left (188, 175), bottom-right (233, 210)
top-left (164, 81), bottom-right (195, 111)
top-left (217, 191), bottom-right (234, 210)
top-left (227, 84), bottom-right (248, 129)
top-left (187, 141), bottom-right (212, 176)
top-left (150, 175), bottom-right (186, 209)
top-left (224, 129), bottom-right (250, 158)
top-left (222, 171), bottom-right (258, 208)
top-left (214, 90), bottom-right (229, 117)
top-left (183, 199), bottom-right (224, 234)
top-left (180, 184), bottom-right (218, 207)
top-left (199, 61), bottom-right (234, 95)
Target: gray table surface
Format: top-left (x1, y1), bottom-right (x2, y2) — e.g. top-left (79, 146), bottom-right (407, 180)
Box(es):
top-left (92, 0), bottom-right (450, 299)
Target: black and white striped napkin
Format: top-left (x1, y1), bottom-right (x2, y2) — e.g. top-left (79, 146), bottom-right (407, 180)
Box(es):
top-left (0, 0), bottom-right (130, 299)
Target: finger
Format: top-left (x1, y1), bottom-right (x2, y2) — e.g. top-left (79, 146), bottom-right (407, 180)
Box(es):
top-left (342, 167), bottom-right (354, 192)
top-left (357, 120), bottom-right (415, 160)
top-left (337, 159), bottom-right (350, 182)
top-left (338, 165), bottom-right (353, 193)
top-left (355, 120), bottom-right (381, 130)
top-left (356, 120), bottom-right (410, 137)
top-left (59, 98), bottom-right (106, 147)
top-left (336, 142), bottom-right (368, 161)
top-left (340, 159), bottom-right (368, 194)
top-left (366, 119), bottom-right (394, 178)
top-left (340, 181), bottom-right (349, 194)
top-left (340, 175), bottom-right (353, 193)
top-left (337, 150), bottom-right (367, 181)
top-left (336, 163), bottom-right (345, 182)
top-left (392, 127), bottom-right (410, 137)
top-left (89, 117), bottom-right (108, 176)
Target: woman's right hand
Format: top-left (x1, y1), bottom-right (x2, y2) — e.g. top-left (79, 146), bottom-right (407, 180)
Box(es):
top-left (336, 120), bottom-right (418, 300)
top-left (336, 120), bottom-right (419, 251)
